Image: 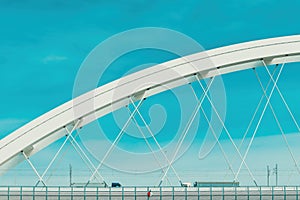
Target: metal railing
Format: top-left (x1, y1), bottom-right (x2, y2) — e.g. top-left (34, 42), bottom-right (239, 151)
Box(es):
top-left (0, 186), bottom-right (299, 199)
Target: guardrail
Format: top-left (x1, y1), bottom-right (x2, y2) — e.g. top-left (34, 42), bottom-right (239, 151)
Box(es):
top-left (0, 186), bottom-right (299, 199)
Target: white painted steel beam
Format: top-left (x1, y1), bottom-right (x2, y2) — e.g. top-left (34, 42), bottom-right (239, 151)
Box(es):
top-left (1, 35), bottom-right (300, 173)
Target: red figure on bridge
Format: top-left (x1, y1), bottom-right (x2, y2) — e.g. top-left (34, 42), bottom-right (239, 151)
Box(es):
top-left (147, 190), bottom-right (152, 199)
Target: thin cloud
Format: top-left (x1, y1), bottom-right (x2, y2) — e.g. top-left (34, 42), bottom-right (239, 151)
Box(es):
top-left (42, 55), bottom-right (68, 64)
top-left (0, 118), bottom-right (27, 138)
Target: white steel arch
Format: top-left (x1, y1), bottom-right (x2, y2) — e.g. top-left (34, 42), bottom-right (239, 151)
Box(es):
top-left (1, 35), bottom-right (300, 175)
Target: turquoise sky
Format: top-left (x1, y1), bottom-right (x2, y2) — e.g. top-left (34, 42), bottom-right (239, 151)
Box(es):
top-left (1, 0), bottom-right (300, 186)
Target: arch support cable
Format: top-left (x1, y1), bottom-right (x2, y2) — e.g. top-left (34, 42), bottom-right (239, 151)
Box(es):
top-left (87, 95), bottom-right (145, 185)
top-left (235, 62), bottom-right (285, 183)
top-left (35, 120), bottom-right (81, 186)
top-left (262, 60), bottom-right (300, 133)
top-left (194, 75), bottom-right (257, 185)
top-left (159, 76), bottom-right (215, 186)
top-left (129, 98), bottom-right (182, 186)
top-left (126, 107), bottom-right (173, 186)
top-left (188, 83), bottom-right (236, 180)
top-left (239, 66), bottom-right (278, 149)
top-left (22, 151), bottom-right (47, 187)
top-left (65, 129), bottom-right (106, 186)
top-left (253, 66), bottom-right (300, 175)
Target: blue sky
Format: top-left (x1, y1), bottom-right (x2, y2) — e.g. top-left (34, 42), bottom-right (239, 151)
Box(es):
top-left (1, 0), bottom-right (300, 131)
top-left (1, 0), bottom-right (300, 186)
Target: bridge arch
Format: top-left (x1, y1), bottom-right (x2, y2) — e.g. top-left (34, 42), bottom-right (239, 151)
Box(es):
top-left (1, 35), bottom-right (300, 177)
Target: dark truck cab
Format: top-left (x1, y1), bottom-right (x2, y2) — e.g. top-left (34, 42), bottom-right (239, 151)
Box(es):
top-left (112, 182), bottom-right (122, 187)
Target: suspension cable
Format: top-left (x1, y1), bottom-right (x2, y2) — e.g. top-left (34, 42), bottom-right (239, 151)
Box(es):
top-left (68, 136), bottom-right (104, 184)
top-left (239, 66), bottom-right (278, 149)
top-left (129, 98), bottom-right (182, 186)
top-left (87, 96), bottom-right (145, 185)
top-left (262, 60), bottom-right (300, 133)
top-left (45, 126), bottom-right (83, 183)
top-left (188, 83), bottom-right (237, 179)
top-left (159, 77), bottom-right (215, 185)
top-left (22, 151), bottom-right (47, 187)
top-left (194, 76), bottom-right (257, 185)
top-left (253, 67), bottom-right (300, 175)
top-left (235, 63), bottom-right (284, 182)
top-left (68, 134), bottom-right (106, 185)
top-left (126, 107), bottom-right (172, 186)
top-left (40, 120), bottom-right (81, 184)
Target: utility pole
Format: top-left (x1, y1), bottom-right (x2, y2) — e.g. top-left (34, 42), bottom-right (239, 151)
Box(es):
top-left (69, 164), bottom-right (73, 187)
top-left (267, 165), bottom-right (270, 186)
top-left (273, 164), bottom-right (278, 186)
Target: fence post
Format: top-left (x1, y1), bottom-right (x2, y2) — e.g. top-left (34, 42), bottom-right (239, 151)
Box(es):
top-left (210, 187), bottom-right (212, 200)
top-left (198, 187), bottom-right (200, 200)
top-left (147, 187), bottom-right (149, 200)
top-left (222, 187), bottom-right (224, 200)
top-left (272, 186), bottom-right (274, 200)
top-left (96, 187), bottom-right (99, 200)
top-left (160, 187), bottom-right (162, 200)
top-left (284, 186), bottom-right (286, 200)
top-left (84, 187), bottom-right (86, 200)
top-left (58, 187), bottom-right (60, 200)
top-left (71, 186), bottom-right (73, 200)
top-left (247, 186), bottom-right (250, 200)
top-left (33, 186), bottom-right (35, 200)
top-left (20, 186), bottom-right (22, 200)
top-left (173, 187), bottom-right (175, 200)
top-left (122, 187), bottom-right (124, 200)
top-left (7, 186), bottom-right (10, 200)
top-left (109, 187), bottom-right (111, 200)
top-left (134, 187), bottom-right (136, 200)
top-left (235, 186), bottom-right (237, 200)
top-left (259, 186), bottom-right (261, 200)
top-left (296, 186), bottom-right (298, 200)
